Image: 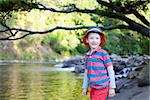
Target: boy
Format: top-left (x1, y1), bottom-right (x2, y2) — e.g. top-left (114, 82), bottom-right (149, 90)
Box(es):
top-left (82, 27), bottom-right (116, 100)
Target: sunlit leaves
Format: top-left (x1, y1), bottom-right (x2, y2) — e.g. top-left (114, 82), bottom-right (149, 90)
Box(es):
top-left (0, 0), bottom-right (149, 60)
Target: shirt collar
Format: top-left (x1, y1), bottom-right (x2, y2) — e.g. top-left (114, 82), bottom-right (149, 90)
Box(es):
top-left (86, 46), bottom-right (101, 55)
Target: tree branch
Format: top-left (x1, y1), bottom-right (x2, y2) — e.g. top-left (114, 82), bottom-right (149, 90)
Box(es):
top-left (97, 0), bottom-right (150, 27)
top-left (32, 2), bottom-right (96, 13)
top-left (0, 25), bottom-right (130, 40)
top-left (132, 9), bottom-right (150, 27)
top-left (1, 22), bottom-right (14, 36)
top-left (32, 3), bottom-right (145, 26)
top-left (0, 1), bottom-right (149, 38)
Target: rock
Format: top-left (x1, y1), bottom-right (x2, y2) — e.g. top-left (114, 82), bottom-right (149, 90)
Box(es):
top-left (113, 61), bottom-right (127, 72)
top-left (62, 55), bottom-right (83, 68)
top-left (137, 60), bottom-right (150, 87)
top-left (74, 66), bottom-right (84, 73)
top-left (126, 55), bottom-right (144, 67)
top-left (110, 54), bottom-right (122, 61)
top-left (127, 70), bottom-right (138, 79)
top-left (115, 78), bottom-right (132, 93)
top-left (113, 78), bottom-right (150, 100)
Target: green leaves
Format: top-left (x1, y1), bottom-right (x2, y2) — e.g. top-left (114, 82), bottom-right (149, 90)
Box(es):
top-left (0, 0), bottom-right (38, 12)
top-left (0, 0), bottom-right (149, 60)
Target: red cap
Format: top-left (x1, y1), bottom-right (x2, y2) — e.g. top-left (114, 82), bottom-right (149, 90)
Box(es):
top-left (82, 28), bottom-right (106, 47)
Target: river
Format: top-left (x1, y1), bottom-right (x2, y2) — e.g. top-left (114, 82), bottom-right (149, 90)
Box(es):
top-left (0, 63), bottom-right (89, 100)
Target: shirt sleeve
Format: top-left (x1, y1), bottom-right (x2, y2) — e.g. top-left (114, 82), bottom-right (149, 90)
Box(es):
top-left (107, 65), bottom-right (116, 88)
top-left (103, 53), bottom-right (113, 67)
top-left (82, 69), bottom-right (88, 89)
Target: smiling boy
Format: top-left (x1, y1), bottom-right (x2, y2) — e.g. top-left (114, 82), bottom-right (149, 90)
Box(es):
top-left (82, 28), bottom-right (116, 100)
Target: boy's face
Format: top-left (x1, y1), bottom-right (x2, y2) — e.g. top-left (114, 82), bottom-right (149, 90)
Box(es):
top-left (86, 33), bottom-right (101, 50)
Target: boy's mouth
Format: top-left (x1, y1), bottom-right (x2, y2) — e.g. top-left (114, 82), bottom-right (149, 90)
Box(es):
top-left (91, 43), bottom-right (98, 45)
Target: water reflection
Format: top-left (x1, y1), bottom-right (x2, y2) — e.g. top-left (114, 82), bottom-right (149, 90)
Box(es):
top-left (0, 64), bottom-right (89, 100)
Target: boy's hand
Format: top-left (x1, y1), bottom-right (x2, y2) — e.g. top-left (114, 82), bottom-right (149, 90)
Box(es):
top-left (109, 88), bottom-right (116, 97)
top-left (82, 89), bottom-right (88, 96)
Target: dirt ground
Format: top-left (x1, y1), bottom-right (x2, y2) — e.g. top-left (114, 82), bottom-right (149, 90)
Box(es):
top-left (110, 79), bottom-right (150, 100)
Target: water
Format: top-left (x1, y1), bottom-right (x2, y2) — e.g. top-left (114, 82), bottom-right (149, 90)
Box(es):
top-left (0, 64), bottom-right (89, 100)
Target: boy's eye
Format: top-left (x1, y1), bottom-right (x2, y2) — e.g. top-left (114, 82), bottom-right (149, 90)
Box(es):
top-left (89, 37), bottom-right (94, 39)
top-left (89, 37), bottom-right (100, 40)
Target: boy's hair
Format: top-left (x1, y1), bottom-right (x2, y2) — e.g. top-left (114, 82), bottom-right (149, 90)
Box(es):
top-left (82, 27), bottom-right (106, 47)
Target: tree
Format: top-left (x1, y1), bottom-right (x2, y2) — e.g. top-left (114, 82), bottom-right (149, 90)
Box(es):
top-left (0, 0), bottom-right (149, 40)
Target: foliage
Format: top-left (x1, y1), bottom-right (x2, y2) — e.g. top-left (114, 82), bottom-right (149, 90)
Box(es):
top-left (104, 29), bottom-right (149, 55)
top-left (42, 30), bottom-right (81, 56)
top-left (0, 0), bottom-right (149, 60)
top-left (0, 0), bottom-right (38, 12)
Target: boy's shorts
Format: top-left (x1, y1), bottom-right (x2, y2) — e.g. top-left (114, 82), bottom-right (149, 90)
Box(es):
top-left (90, 86), bottom-right (109, 100)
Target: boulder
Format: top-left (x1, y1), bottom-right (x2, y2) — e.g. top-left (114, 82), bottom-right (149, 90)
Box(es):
top-left (137, 59), bottom-right (150, 87)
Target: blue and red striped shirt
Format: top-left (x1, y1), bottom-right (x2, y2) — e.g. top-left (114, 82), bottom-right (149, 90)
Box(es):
top-left (84, 46), bottom-right (113, 89)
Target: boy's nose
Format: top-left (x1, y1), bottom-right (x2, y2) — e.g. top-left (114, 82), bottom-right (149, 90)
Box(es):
top-left (93, 39), bottom-right (97, 41)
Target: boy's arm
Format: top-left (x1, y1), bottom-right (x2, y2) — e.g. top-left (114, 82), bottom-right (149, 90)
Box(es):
top-left (82, 69), bottom-right (88, 90)
top-left (107, 65), bottom-right (116, 88)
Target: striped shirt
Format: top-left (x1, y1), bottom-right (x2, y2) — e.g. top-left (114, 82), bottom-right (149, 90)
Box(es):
top-left (83, 46), bottom-right (113, 89)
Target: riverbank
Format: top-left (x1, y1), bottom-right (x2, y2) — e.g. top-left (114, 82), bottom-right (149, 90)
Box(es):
top-left (61, 54), bottom-right (150, 100)
top-left (113, 78), bottom-right (149, 100)
top-left (0, 60), bottom-right (59, 65)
